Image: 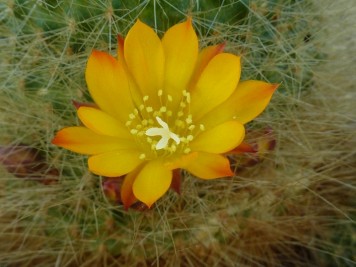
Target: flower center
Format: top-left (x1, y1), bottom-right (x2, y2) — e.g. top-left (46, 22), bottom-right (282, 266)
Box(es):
top-left (125, 90), bottom-right (205, 159)
top-left (145, 116), bottom-right (180, 150)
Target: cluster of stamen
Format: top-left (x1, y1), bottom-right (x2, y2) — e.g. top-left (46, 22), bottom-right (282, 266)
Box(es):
top-left (125, 90), bottom-right (205, 160)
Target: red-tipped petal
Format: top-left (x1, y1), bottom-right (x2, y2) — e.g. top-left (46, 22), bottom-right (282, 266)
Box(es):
top-left (170, 169), bottom-right (182, 194)
top-left (72, 100), bottom-right (98, 110)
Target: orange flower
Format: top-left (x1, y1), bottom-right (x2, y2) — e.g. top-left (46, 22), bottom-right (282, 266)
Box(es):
top-left (52, 18), bottom-right (278, 208)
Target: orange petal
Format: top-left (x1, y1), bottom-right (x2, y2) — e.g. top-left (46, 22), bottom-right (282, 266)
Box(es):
top-left (199, 81), bottom-right (279, 128)
top-left (185, 152), bottom-right (233, 179)
top-left (77, 106), bottom-right (131, 139)
top-left (190, 121), bottom-right (245, 153)
top-left (227, 142), bottom-right (256, 154)
top-left (190, 53), bottom-right (241, 120)
top-left (52, 127), bottom-right (136, 155)
top-left (164, 152), bottom-right (198, 170)
top-left (85, 50), bottom-right (135, 122)
top-left (132, 160), bottom-right (172, 208)
top-left (162, 18), bottom-right (198, 105)
top-left (189, 43), bottom-right (225, 89)
top-left (88, 150), bottom-right (142, 177)
top-left (124, 20), bottom-right (164, 101)
top-left (121, 165), bottom-right (145, 210)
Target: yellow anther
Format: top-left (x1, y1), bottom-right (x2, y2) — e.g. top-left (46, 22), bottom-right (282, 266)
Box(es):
top-left (143, 95), bottom-right (149, 101)
top-left (188, 125), bottom-right (195, 131)
top-left (139, 153), bottom-right (146, 160)
top-left (184, 148), bottom-right (191, 154)
top-left (170, 144), bottom-right (177, 152)
top-left (167, 95), bottom-right (173, 102)
top-left (158, 89), bottom-right (163, 96)
top-left (180, 102), bottom-right (186, 108)
top-left (130, 129), bottom-right (138, 135)
top-left (187, 135), bottom-right (194, 141)
top-left (146, 106), bottom-right (153, 112)
top-left (175, 120), bottom-right (184, 127)
top-left (186, 92), bottom-right (191, 103)
top-left (199, 124), bottom-right (205, 131)
top-left (160, 106), bottom-right (167, 113)
top-left (129, 113), bottom-right (135, 120)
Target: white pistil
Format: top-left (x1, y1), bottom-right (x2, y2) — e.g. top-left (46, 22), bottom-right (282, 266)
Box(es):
top-left (145, 116), bottom-right (181, 150)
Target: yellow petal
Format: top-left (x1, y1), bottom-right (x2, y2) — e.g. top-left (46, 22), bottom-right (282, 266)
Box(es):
top-left (85, 50), bottom-right (135, 122)
top-left (124, 20), bottom-right (164, 100)
top-left (52, 127), bottom-right (136, 155)
top-left (185, 152), bottom-right (233, 179)
top-left (162, 18), bottom-right (198, 104)
top-left (190, 121), bottom-right (245, 153)
top-left (132, 160), bottom-right (172, 208)
top-left (88, 150), bottom-right (142, 177)
top-left (77, 107), bottom-right (132, 139)
top-left (200, 81), bottom-right (279, 128)
top-left (121, 165), bottom-right (143, 210)
top-left (189, 43), bottom-right (225, 89)
top-left (190, 53), bottom-right (241, 119)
